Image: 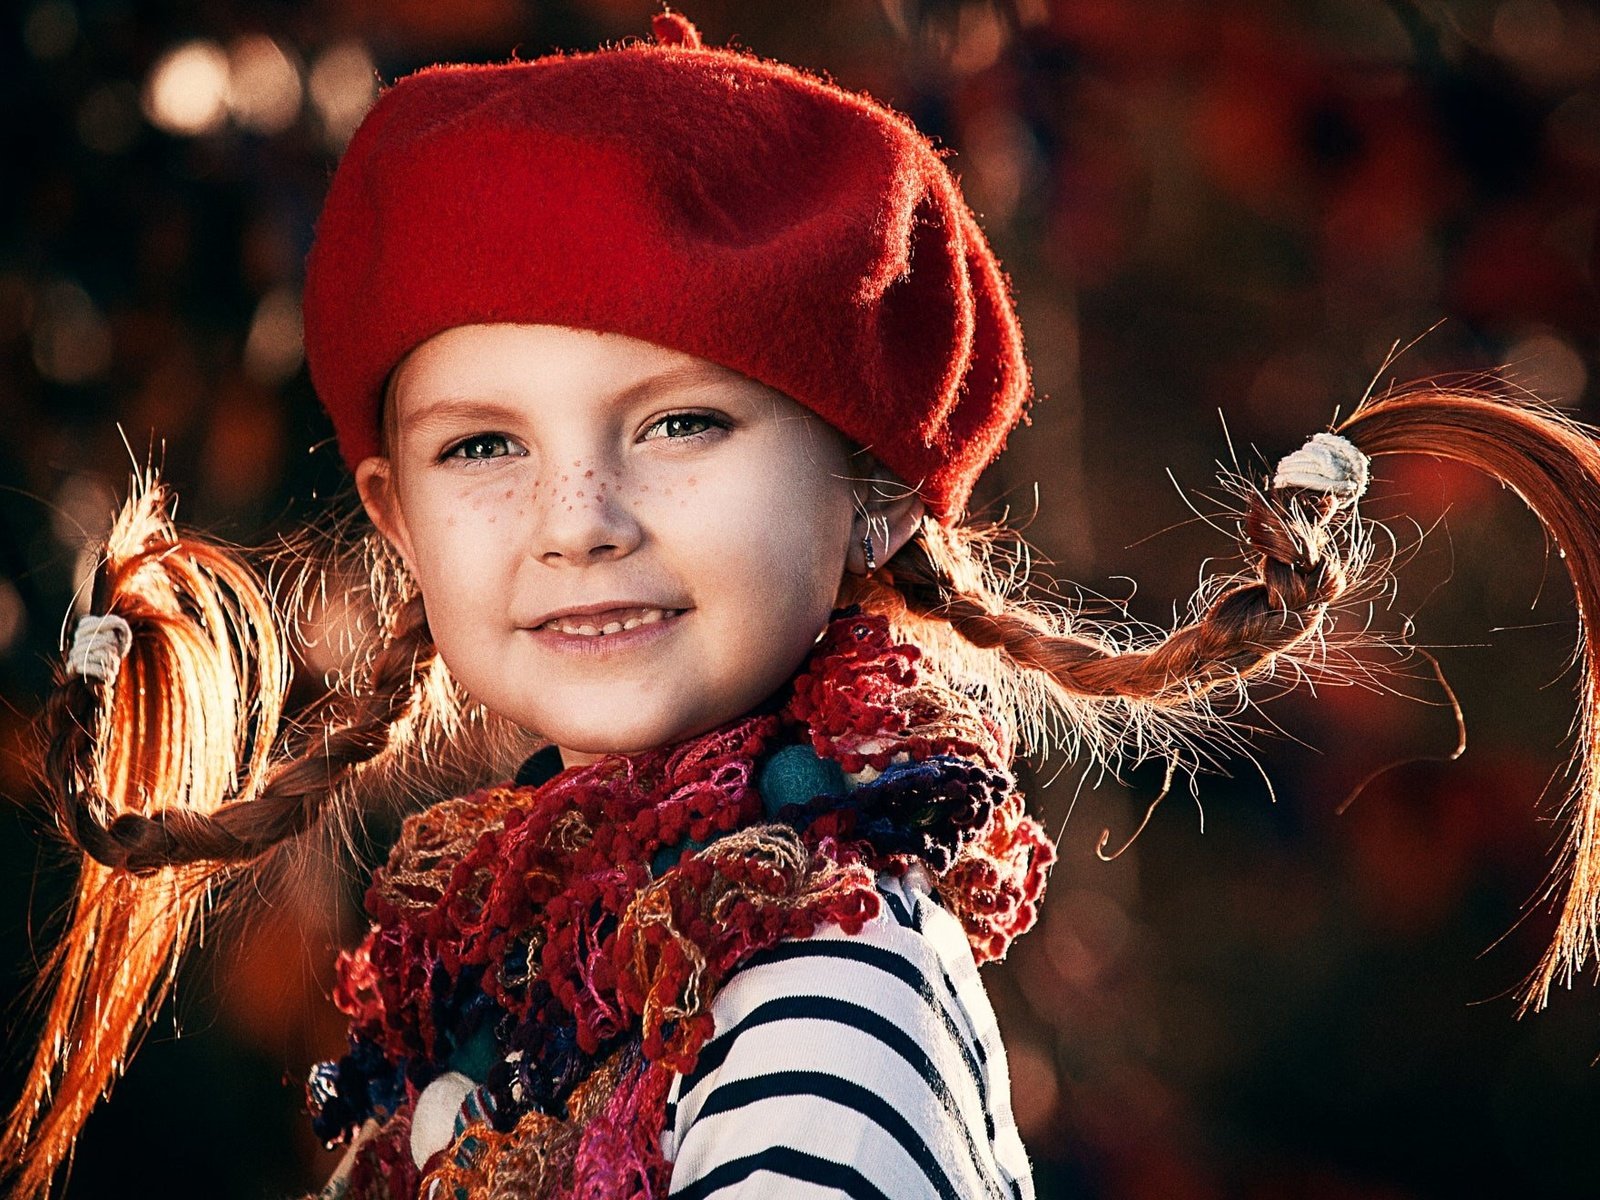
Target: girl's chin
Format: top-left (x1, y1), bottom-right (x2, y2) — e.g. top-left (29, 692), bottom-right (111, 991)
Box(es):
top-left (539, 715), bottom-right (706, 764)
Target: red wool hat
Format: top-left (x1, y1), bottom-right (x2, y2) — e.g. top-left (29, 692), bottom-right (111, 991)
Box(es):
top-left (302, 10), bottom-right (1032, 523)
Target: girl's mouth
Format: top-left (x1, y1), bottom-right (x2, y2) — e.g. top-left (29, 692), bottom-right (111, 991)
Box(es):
top-left (538, 606), bottom-right (685, 636)
top-left (530, 607), bottom-right (689, 654)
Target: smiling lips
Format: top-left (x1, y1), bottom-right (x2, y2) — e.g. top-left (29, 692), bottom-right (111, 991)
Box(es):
top-left (539, 606), bottom-right (684, 636)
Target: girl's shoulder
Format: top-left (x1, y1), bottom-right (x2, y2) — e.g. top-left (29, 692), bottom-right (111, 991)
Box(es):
top-left (664, 865), bottom-right (1036, 1199)
top-left (687, 864), bottom-right (997, 1058)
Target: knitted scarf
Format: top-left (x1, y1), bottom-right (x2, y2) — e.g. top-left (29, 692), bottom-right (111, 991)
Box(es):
top-left (307, 609), bottom-right (1055, 1199)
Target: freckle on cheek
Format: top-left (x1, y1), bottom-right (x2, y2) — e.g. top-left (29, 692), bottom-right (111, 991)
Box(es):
top-left (584, 469), bottom-right (594, 478)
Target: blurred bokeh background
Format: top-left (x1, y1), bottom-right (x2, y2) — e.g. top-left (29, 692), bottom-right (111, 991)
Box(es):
top-left (3, 0), bottom-right (1599, 1195)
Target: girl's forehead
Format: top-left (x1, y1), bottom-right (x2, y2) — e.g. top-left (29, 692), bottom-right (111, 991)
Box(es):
top-left (384, 322), bottom-right (825, 450)
top-left (400, 321), bottom-right (726, 387)
top-left (392, 326), bottom-right (755, 416)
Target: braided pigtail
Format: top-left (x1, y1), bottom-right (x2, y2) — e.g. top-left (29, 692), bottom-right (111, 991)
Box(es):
top-left (3, 474), bottom-right (437, 1200)
top-left (859, 433), bottom-right (1375, 780)
top-left (869, 382), bottom-right (1600, 1017)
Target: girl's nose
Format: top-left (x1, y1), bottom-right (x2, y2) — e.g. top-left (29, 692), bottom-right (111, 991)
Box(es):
top-left (533, 473), bottom-right (641, 565)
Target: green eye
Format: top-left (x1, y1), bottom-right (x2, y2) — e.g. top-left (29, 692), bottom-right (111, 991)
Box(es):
top-left (446, 433), bottom-right (512, 460)
top-left (643, 411), bottom-right (728, 441)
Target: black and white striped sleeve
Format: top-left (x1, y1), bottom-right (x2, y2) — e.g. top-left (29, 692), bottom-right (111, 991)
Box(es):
top-left (663, 868), bottom-right (1035, 1200)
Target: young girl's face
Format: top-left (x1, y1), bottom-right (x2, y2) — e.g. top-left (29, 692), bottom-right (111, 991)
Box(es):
top-left (359, 323), bottom-right (864, 766)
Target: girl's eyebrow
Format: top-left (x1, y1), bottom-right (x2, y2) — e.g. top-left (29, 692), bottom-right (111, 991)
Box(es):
top-left (404, 397), bottom-right (528, 431)
top-left (403, 362), bottom-right (732, 430)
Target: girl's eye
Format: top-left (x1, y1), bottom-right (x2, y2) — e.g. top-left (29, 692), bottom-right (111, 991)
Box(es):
top-left (641, 411), bottom-right (729, 443)
top-left (442, 433), bottom-right (517, 462)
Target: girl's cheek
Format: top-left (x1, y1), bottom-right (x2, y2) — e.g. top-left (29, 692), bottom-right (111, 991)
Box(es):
top-left (423, 474), bottom-right (529, 531)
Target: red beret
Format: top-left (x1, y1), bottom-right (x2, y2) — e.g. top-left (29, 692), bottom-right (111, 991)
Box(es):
top-left (302, 10), bottom-right (1032, 523)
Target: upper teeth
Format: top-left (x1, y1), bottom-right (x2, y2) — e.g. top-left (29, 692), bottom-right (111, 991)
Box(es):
top-left (543, 608), bottom-right (679, 636)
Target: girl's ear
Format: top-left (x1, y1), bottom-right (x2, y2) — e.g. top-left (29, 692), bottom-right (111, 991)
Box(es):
top-left (355, 456), bottom-right (418, 573)
top-left (847, 463), bottom-right (927, 575)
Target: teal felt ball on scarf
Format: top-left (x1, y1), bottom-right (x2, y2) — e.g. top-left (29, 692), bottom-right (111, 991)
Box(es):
top-left (649, 747), bottom-right (847, 877)
top-left (446, 1024), bottom-right (500, 1083)
top-left (757, 744), bottom-right (848, 818)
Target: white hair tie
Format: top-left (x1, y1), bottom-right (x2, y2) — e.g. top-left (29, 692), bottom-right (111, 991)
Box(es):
top-left (66, 613), bottom-right (133, 682)
top-left (1272, 432), bottom-right (1370, 500)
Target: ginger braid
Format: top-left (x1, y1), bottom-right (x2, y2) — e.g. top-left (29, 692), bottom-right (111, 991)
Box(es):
top-left (49, 569), bottom-right (431, 872)
top-left (874, 383), bottom-right (1600, 1021)
top-left (4, 475), bottom-right (436, 1200)
top-left (882, 473), bottom-right (1360, 715)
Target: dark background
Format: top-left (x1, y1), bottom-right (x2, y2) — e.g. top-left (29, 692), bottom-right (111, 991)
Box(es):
top-left (3, 0), bottom-right (1599, 1196)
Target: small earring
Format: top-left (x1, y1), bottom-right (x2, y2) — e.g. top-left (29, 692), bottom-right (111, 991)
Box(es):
top-left (861, 526), bottom-right (877, 572)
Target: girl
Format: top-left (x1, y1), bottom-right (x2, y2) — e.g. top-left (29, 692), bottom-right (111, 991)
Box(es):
top-left (8, 9), bottom-right (1600, 1199)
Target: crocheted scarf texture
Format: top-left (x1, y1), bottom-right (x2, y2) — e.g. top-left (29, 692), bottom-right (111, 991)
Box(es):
top-left (308, 609), bottom-right (1054, 1199)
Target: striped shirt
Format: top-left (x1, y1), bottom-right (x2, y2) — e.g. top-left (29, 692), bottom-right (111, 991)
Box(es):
top-left (663, 866), bottom-right (1034, 1200)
